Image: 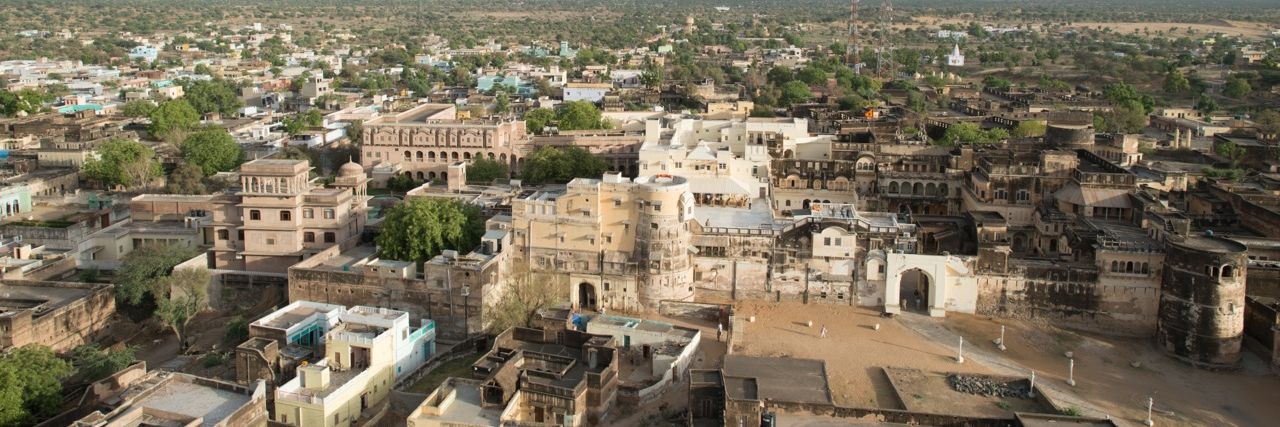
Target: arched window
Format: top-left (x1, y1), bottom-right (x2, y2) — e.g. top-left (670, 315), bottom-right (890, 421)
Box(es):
top-left (404, 150), bottom-right (412, 160)
top-left (1110, 261), bottom-right (1118, 272)
top-left (1141, 263), bottom-right (1150, 275)
top-left (889, 182), bottom-right (900, 193)
top-left (1126, 261), bottom-right (1134, 273)
top-left (1221, 265), bottom-right (1234, 278)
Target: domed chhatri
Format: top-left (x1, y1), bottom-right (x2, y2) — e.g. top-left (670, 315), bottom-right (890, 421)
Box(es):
top-left (338, 159), bottom-right (365, 178)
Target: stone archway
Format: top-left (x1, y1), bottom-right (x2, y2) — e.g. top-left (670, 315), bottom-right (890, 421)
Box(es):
top-left (883, 254), bottom-right (953, 318)
top-left (578, 282), bottom-right (597, 311)
top-left (899, 269), bottom-right (931, 313)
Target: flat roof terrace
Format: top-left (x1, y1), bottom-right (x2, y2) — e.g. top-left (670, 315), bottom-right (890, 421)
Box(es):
top-left (0, 281), bottom-right (95, 319)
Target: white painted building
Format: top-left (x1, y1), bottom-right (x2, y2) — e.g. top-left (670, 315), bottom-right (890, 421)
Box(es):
top-left (946, 45), bottom-right (965, 67)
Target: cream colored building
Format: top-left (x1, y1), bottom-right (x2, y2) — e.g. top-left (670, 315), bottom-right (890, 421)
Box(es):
top-left (638, 117), bottom-right (807, 206)
top-left (511, 173), bottom-right (695, 313)
top-left (272, 302), bottom-right (435, 427)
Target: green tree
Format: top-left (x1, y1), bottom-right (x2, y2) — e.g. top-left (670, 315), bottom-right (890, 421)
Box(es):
top-left (1102, 82), bottom-right (1155, 113)
top-left (0, 346), bottom-right (73, 425)
top-left (115, 244), bottom-right (199, 307)
top-left (778, 81), bottom-right (812, 106)
top-left (121, 99), bottom-right (156, 117)
top-left (166, 162), bottom-right (208, 194)
top-left (82, 138), bottom-right (163, 190)
top-left (181, 79), bottom-right (242, 116)
top-left (386, 174), bottom-right (419, 192)
top-left (556, 101), bottom-right (611, 131)
top-left (494, 91), bottom-right (511, 115)
top-left (181, 128), bottom-right (243, 175)
top-left (982, 76), bottom-right (1013, 90)
top-left (0, 90), bottom-right (23, 117)
top-left (1195, 96), bottom-right (1219, 116)
top-left (524, 108), bottom-right (555, 134)
top-left (467, 158), bottom-right (508, 183)
top-left (906, 91), bottom-right (928, 113)
top-left (283, 110), bottom-right (323, 135)
top-left (1224, 77), bottom-right (1251, 99)
top-left (147, 99), bottom-right (199, 141)
top-left (155, 268), bottom-right (210, 350)
top-left (1215, 142), bottom-right (1246, 168)
top-left (1256, 110), bottom-right (1280, 140)
top-left (521, 146), bottom-right (609, 185)
top-left (71, 345), bottom-right (136, 382)
top-left (1094, 103), bottom-right (1149, 134)
top-left (937, 123), bottom-right (1010, 146)
top-left (1011, 121), bottom-right (1048, 138)
top-left (375, 198), bottom-right (485, 265)
top-left (1163, 69), bottom-right (1191, 94)
top-left (484, 261), bottom-right (568, 333)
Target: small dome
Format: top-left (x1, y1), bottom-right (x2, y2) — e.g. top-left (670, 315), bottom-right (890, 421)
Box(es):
top-left (338, 160), bottom-right (364, 177)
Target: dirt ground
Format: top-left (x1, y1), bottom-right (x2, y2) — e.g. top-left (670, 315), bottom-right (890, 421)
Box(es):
top-left (940, 314), bottom-right (1280, 427)
top-left (731, 301), bottom-right (1280, 426)
top-left (733, 302), bottom-right (991, 408)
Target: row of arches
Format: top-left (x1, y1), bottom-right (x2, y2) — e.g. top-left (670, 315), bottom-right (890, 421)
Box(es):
top-left (403, 150), bottom-right (508, 163)
top-left (373, 128), bottom-right (493, 147)
top-left (885, 181), bottom-right (949, 197)
top-left (406, 171), bottom-right (448, 181)
top-left (780, 175), bottom-right (855, 191)
top-left (1206, 264), bottom-right (1239, 279)
top-left (1110, 261), bottom-right (1151, 275)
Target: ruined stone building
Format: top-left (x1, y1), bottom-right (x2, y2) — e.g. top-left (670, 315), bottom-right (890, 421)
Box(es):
top-left (0, 280), bottom-right (115, 352)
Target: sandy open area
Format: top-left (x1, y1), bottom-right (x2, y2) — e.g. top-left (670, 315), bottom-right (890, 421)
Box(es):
top-left (939, 314), bottom-right (1280, 427)
top-left (733, 302), bottom-right (991, 408)
top-left (731, 300), bottom-right (1280, 426)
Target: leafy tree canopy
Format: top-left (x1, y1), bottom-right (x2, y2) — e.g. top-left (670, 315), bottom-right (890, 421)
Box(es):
top-left (466, 158), bottom-right (508, 183)
top-left (375, 198), bottom-right (485, 265)
top-left (147, 99), bottom-right (199, 141)
top-left (82, 138), bottom-right (163, 190)
top-left (180, 78), bottom-right (242, 116)
top-left (521, 146), bottom-right (608, 185)
top-left (115, 244), bottom-right (199, 307)
top-left (0, 346), bottom-right (73, 426)
top-left (181, 128), bottom-right (243, 176)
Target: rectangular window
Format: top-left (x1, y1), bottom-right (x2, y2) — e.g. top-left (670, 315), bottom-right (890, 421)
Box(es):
top-left (303, 208), bottom-right (314, 219)
top-left (217, 229), bottom-right (229, 240)
top-left (266, 238), bottom-right (275, 245)
top-left (324, 209), bottom-right (335, 219)
top-left (280, 210), bottom-right (292, 221)
top-left (324, 232), bottom-right (336, 243)
top-left (249, 210), bottom-right (261, 220)
top-left (304, 232), bottom-right (315, 243)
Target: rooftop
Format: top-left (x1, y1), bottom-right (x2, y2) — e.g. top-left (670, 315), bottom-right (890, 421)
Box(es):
top-left (0, 281), bottom-right (98, 320)
top-left (722, 355), bottom-right (832, 405)
top-left (104, 371), bottom-right (258, 427)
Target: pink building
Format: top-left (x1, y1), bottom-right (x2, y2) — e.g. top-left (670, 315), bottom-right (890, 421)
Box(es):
top-left (361, 104), bottom-right (527, 183)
